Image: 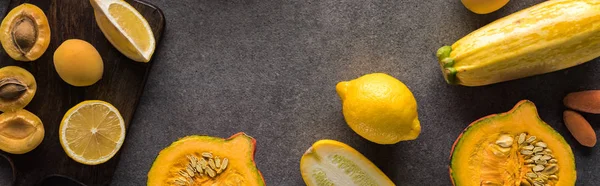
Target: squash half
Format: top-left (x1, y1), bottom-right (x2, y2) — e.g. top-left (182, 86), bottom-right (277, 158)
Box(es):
top-left (449, 100), bottom-right (576, 185)
top-left (437, 0), bottom-right (600, 86)
top-left (147, 133), bottom-right (265, 186)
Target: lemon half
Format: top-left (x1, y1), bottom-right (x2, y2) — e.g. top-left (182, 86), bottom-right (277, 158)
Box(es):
top-left (59, 100), bottom-right (125, 165)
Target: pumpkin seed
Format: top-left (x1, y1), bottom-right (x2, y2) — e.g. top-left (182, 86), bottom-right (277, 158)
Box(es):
top-left (221, 158), bottom-right (229, 170)
top-left (524, 159), bottom-right (535, 164)
top-left (543, 149), bottom-right (552, 154)
top-left (206, 167), bottom-right (216, 178)
top-left (199, 158), bottom-right (207, 169)
top-left (195, 163), bottom-right (203, 174)
top-left (530, 155), bottom-right (542, 161)
top-left (536, 173), bottom-right (548, 180)
top-left (190, 158), bottom-right (197, 168)
top-left (526, 136), bottom-right (537, 143)
top-left (535, 159), bottom-right (547, 165)
top-left (548, 175), bottom-right (558, 180)
top-left (533, 165), bottom-right (545, 172)
top-left (526, 172), bottom-right (538, 178)
top-left (520, 179), bottom-right (532, 186)
top-left (540, 155), bottom-right (552, 161)
top-left (534, 142), bottom-right (547, 148)
top-left (548, 159), bottom-right (558, 163)
top-left (215, 157), bottom-right (221, 168)
top-left (174, 179), bottom-right (187, 185)
top-left (533, 147), bottom-right (544, 153)
top-left (208, 159), bottom-right (216, 169)
top-left (521, 150), bottom-right (534, 155)
top-left (178, 170), bottom-right (189, 178)
top-left (188, 165), bottom-right (196, 177)
top-left (522, 145), bottom-right (535, 150)
top-left (526, 164), bottom-right (536, 168)
top-left (542, 164), bottom-right (558, 174)
top-left (496, 134), bottom-right (514, 148)
top-left (518, 133), bottom-right (527, 144)
top-left (186, 165), bottom-right (195, 177)
top-left (202, 152), bottom-right (213, 158)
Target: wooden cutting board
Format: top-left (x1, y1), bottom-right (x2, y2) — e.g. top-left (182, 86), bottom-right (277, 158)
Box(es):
top-left (0, 0), bottom-right (164, 185)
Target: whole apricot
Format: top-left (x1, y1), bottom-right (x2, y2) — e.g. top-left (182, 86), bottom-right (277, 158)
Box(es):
top-left (53, 39), bottom-right (103, 86)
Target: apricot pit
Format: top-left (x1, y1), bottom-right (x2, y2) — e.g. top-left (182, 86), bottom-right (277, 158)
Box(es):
top-left (0, 3), bottom-right (51, 61)
top-left (0, 66), bottom-right (36, 112)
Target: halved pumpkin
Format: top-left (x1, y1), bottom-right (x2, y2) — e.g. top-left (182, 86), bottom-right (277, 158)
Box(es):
top-left (147, 132), bottom-right (265, 186)
top-left (450, 100), bottom-right (576, 186)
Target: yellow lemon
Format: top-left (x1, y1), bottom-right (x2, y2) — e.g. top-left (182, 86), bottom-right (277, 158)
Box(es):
top-left (461, 0), bottom-right (509, 14)
top-left (336, 73), bottom-right (420, 144)
top-left (90, 0), bottom-right (155, 62)
top-left (59, 100), bottom-right (125, 165)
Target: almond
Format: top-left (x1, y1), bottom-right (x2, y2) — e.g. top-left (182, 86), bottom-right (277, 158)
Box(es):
top-left (563, 110), bottom-right (596, 147)
top-left (564, 90), bottom-right (600, 114)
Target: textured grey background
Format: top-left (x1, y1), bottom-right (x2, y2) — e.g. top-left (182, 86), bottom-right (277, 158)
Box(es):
top-left (2, 0), bottom-right (600, 185)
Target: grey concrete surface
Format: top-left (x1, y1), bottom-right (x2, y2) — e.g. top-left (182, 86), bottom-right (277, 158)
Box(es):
top-left (3, 0), bottom-right (600, 185)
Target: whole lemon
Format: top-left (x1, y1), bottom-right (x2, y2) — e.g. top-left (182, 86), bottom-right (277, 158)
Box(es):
top-left (461, 0), bottom-right (509, 14)
top-left (53, 39), bottom-right (103, 86)
top-left (336, 73), bottom-right (420, 144)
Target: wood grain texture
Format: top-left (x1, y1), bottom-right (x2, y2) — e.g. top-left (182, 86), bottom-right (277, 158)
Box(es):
top-left (0, 0), bottom-right (164, 185)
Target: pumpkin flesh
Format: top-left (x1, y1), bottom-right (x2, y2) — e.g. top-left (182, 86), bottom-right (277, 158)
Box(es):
top-left (450, 100), bottom-right (576, 185)
top-left (147, 133), bottom-right (265, 186)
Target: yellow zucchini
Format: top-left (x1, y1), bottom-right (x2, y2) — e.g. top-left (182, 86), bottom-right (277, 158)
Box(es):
top-left (436, 0), bottom-right (600, 86)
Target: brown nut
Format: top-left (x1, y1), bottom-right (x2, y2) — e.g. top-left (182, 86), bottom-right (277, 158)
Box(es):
top-left (564, 90), bottom-right (600, 114)
top-left (563, 110), bottom-right (596, 147)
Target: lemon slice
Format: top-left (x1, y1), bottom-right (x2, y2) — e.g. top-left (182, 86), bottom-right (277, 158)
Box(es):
top-left (90, 0), bottom-right (155, 62)
top-left (59, 100), bottom-right (125, 165)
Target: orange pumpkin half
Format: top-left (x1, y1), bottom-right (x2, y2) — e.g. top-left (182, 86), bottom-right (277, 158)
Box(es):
top-left (449, 100), bottom-right (576, 186)
top-left (147, 133), bottom-right (265, 186)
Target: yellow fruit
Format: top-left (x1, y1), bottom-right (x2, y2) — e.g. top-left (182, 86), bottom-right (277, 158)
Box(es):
top-left (0, 3), bottom-right (51, 61)
top-left (300, 140), bottom-right (395, 186)
top-left (461, 0), bottom-right (509, 14)
top-left (90, 0), bottom-right (155, 62)
top-left (0, 109), bottom-right (44, 154)
top-left (336, 73), bottom-right (420, 144)
top-left (53, 39), bottom-right (104, 87)
top-left (0, 66), bottom-right (37, 112)
top-left (59, 100), bottom-right (125, 165)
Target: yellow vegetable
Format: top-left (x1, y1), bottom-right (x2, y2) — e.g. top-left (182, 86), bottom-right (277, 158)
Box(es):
top-left (300, 140), bottom-right (395, 186)
top-left (336, 73), bottom-right (420, 144)
top-left (450, 100), bottom-right (576, 185)
top-left (437, 0), bottom-right (600, 86)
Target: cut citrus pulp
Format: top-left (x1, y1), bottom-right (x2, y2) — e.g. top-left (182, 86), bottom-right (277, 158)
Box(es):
top-left (59, 100), bottom-right (125, 165)
top-left (90, 0), bottom-right (155, 62)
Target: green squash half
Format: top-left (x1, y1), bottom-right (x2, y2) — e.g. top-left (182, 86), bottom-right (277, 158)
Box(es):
top-left (449, 100), bottom-right (576, 185)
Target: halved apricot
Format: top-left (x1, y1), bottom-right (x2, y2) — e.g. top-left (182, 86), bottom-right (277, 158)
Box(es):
top-left (0, 3), bottom-right (51, 61)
